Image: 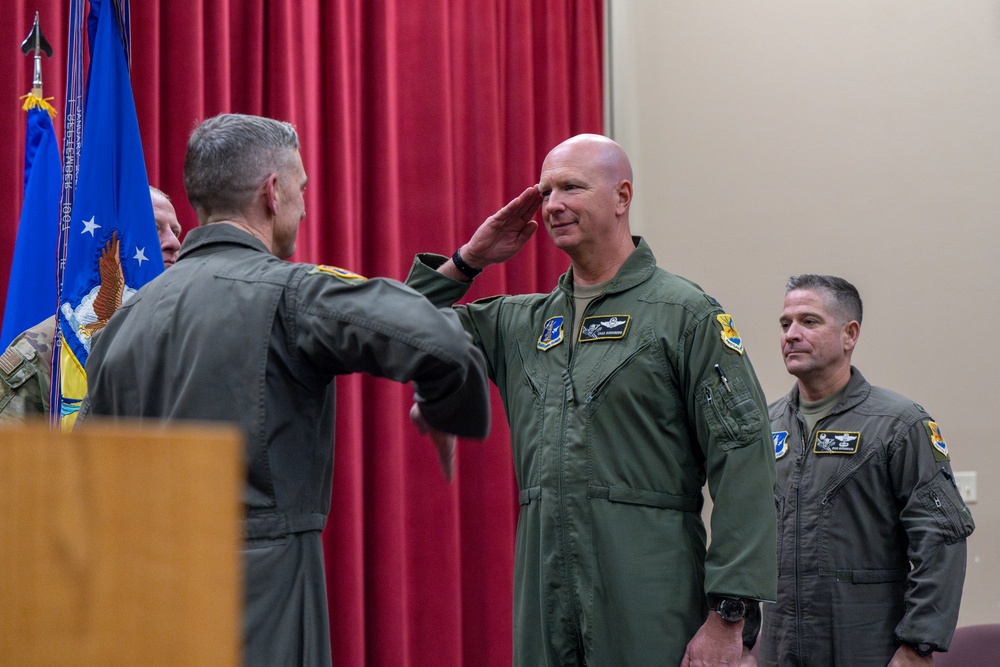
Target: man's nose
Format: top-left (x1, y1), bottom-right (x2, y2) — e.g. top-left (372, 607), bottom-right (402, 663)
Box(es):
top-left (543, 192), bottom-right (564, 215)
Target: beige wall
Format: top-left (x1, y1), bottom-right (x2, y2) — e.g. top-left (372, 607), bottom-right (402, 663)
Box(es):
top-left (607, 1), bottom-right (1000, 625)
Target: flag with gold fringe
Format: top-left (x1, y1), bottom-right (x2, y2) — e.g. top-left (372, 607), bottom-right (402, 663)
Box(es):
top-left (56, 0), bottom-right (162, 427)
top-left (0, 16), bottom-right (62, 350)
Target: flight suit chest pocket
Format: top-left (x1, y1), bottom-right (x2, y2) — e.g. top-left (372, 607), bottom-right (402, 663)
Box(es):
top-left (698, 363), bottom-right (764, 451)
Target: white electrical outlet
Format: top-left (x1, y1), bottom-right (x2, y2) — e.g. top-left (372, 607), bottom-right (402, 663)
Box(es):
top-left (954, 471), bottom-right (977, 504)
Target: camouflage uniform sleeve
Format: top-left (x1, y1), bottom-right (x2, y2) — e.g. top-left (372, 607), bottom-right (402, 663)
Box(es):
top-left (0, 316), bottom-right (55, 425)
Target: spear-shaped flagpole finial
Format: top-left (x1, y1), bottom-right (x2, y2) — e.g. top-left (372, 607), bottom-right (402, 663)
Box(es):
top-left (21, 11), bottom-right (53, 97)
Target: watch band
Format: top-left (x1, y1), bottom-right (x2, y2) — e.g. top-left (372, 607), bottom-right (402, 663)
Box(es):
top-left (451, 248), bottom-right (482, 279)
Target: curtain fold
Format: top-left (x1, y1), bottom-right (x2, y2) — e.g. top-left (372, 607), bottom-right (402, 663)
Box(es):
top-left (1, 2), bottom-right (602, 664)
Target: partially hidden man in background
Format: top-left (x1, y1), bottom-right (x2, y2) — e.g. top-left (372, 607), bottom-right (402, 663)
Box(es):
top-left (406, 134), bottom-right (777, 666)
top-left (77, 113), bottom-right (497, 667)
top-left (760, 274), bottom-right (974, 666)
top-left (0, 186), bottom-right (181, 425)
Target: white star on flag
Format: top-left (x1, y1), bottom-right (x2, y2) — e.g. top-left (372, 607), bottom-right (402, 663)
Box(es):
top-left (81, 216), bottom-right (101, 236)
top-left (133, 247), bottom-right (148, 265)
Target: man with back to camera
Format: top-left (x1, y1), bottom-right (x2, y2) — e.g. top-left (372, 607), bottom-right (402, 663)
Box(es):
top-left (760, 274), bottom-right (974, 666)
top-left (0, 185), bottom-right (181, 424)
top-left (76, 113), bottom-right (508, 666)
top-left (406, 134), bottom-right (777, 666)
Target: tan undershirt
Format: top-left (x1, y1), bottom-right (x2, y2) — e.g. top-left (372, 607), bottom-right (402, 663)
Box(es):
top-left (571, 281), bottom-right (608, 351)
top-left (799, 385), bottom-right (847, 441)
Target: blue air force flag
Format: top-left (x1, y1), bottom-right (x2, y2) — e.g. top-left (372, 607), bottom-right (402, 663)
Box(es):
top-left (58, 0), bottom-right (162, 425)
top-left (1, 107), bottom-right (62, 349)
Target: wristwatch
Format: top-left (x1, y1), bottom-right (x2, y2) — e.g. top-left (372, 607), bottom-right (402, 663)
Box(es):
top-left (710, 597), bottom-right (748, 623)
top-left (907, 642), bottom-right (935, 657)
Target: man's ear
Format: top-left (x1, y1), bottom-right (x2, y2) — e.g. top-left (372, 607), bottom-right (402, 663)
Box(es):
top-left (264, 173), bottom-right (280, 216)
top-left (615, 179), bottom-right (632, 216)
top-left (842, 320), bottom-right (860, 354)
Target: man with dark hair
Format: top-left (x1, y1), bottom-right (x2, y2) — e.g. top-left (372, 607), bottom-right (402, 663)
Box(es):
top-left (0, 186), bottom-right (181, 425)
top-left (761, 274), bottom-right (974, 666)
top-left (78, 113), bottom-right (499, 667)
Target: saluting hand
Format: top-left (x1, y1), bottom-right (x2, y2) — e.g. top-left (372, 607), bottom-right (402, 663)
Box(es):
top-left (459, 185), bottom-right (542, 269)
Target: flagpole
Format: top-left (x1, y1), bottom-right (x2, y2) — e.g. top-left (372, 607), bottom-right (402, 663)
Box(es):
top-left (51, 0), bottom-right (88, 424)
top-left (1, 15), bottom-right (60, 347)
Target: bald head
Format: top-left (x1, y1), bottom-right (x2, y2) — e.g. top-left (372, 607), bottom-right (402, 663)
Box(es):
top-left (538, 134), bottom-right (635, 281)
top-left (543, 134), bottom-right (633, 185)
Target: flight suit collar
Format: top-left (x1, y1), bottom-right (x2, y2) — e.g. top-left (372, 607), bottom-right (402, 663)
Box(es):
top-left (178, 223), bottom-right (272, 260)
top-left (788, 366), bottom-right (872, 416)
top-left (557, 235), bottom-right (656, 296)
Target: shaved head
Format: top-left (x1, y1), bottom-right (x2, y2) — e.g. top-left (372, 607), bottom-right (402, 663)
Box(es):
top-left (544, 134), bottom-right (633, 185)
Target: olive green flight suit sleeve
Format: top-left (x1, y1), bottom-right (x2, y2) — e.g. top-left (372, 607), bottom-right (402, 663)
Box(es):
top-left (892, 417), bottom-right (974, 651)
top-left (680, 304), bottom-right (778, 603)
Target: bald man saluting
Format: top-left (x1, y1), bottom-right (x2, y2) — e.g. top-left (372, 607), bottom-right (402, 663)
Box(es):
top-left (407, 134), bottom-right (777, 666)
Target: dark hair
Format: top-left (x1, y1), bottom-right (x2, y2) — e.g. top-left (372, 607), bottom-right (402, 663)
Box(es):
top-left (786, 274), bottom-right (863, 324)
top-left (183, 113), bottom-right (300, 220)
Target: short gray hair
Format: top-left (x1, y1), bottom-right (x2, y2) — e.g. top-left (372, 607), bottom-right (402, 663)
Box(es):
top-left (183, 113), bottom-right (300, 220)
top-left (786, 274), bottom-right (863, 324)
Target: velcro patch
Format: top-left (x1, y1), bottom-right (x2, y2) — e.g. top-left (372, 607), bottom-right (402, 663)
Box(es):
top-left (579, 315), bottom-right (630, 342)
top-left (537, 316), bottom-right (565, 351)
top-left (813, 430), bottom-right (861, 454)
top-left (773, 431), bottom-right (789, 460)
top-left (716, 314), bottom-right (744, 355)
top-left (309, 265), bottom-right (367, 282)
top-left (0, 347), bottom-right (25, 377)
top-left (924, 420), bottom-right (949, 461)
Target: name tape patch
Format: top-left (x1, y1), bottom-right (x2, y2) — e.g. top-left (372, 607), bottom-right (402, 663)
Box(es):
top-left (579, 315), bottom-right (630, 342)
top-left (813, 430), bottom-right (861, 455)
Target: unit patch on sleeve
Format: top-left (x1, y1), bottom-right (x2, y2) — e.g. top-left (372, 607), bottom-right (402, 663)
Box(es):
top-left (309, 265), bottom-right (368, 282)
top-left (578, 315), bottom-right (630, 342)
top-left (716, 314), bottom-right (744, 355)
top-left (813, 430), bottom-right (861, 454)
top-left (773, 431), bottom-right (789, 460)
top-left (923, 420), bottom-right (950, 461)
top-left (537, 316), bottom-right (566, 351)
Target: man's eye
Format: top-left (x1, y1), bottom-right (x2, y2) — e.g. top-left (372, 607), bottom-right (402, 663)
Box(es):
top-left (540, 189), bottom-right (551, 198)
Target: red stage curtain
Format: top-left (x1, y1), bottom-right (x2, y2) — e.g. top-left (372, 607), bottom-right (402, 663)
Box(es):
top-left (1, 2), bottom-right (603, 665)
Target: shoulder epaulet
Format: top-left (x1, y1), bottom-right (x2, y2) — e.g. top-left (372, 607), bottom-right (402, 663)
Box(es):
top-left (307, 264), bottom-right (368, 284)
top-left (470, 294), bottom-right (510, 305)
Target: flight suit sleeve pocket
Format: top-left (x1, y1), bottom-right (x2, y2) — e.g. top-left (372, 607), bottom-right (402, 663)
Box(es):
top-left (917, 472), bottom-right (975, 544)
top-left (698, 369), bottom-right (765, 451)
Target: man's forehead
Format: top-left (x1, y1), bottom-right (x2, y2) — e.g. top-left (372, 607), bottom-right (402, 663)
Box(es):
top-left (782, 289), bottom-right (834, 316)
top-left (539, 161), bottom-right (592, 185)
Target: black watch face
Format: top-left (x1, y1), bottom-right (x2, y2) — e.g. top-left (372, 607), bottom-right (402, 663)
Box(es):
top-left (717, 599), bottom-right (747, 622)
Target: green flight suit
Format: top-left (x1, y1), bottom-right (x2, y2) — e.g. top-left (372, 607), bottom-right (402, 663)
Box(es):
top-left (762, 368), bottom-right (974, 665)
top-left (407, 237), bottom-right (777, 666)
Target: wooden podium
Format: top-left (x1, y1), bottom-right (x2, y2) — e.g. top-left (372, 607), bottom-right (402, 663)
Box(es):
top-left (0, 421), bottom-right (243, 666)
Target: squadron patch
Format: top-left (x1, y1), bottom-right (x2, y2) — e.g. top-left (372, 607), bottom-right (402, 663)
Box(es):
top-left (773, 431), bottom-right (789, 460)
top-left (924, 420), bottom-right (950, 461)
top-left (579, 315), bottom-right (630, 342)
top-left (309, 265), bottom-right (367, 282)
top-left (716, 314), bottom-right (744, 355)
top-left (537, 316), bottom-right (565, 351)
top-left (813, 430), bottom-right (861, 454)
